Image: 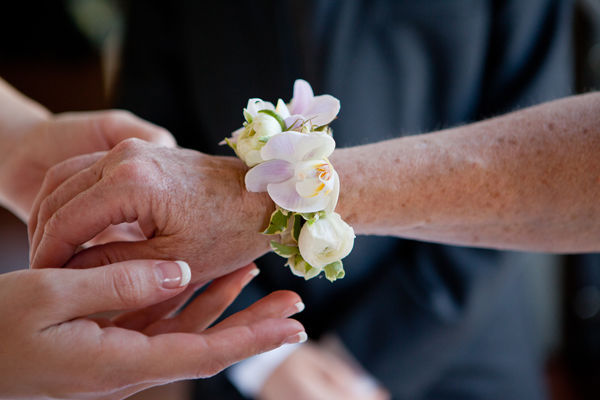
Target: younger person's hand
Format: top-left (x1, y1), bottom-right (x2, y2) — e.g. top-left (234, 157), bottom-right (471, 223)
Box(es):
top-left (0, 109), bottom-right (175, 221)
top-left (0, 262), bottom-right (305, 400)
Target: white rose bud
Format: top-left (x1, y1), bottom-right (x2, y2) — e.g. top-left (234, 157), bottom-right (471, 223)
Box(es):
top-left (235, 112), bottom-right (284, 166)
top-left (298, 212), bottom-right (355, 269)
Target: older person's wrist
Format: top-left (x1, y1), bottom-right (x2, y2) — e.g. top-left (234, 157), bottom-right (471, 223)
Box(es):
top-left (238, 160), bottom-right (276, 253)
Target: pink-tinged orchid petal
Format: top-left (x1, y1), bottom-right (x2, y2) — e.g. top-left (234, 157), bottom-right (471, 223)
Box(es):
top-left (325, 169), bottom-right (340, 213)
top-left (284, 115), bottom-right (305, 130)
top-left (289, 79), bottom-right (314, 115)
top-left (304, 95), bottom-right (340, 127)
top-left (260, 131), bottom-right (335, 162)
top-left (267, 178), bottom-right (330, 213)
top-left (245, 160), bottom-right (294, 192)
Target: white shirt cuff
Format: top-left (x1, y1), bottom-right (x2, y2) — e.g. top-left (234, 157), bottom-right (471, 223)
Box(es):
top-left (226, 343), bottom-right (302, 398)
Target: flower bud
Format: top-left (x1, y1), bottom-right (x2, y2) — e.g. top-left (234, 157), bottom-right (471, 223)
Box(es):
top-left (235, 113), bottom-right (283, 166)
top-left (298, 212), bottom-right (355, 269)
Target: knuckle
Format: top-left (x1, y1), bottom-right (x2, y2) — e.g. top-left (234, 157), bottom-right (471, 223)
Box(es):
top-left (199, 326), bottom-right (260, 378)
top-left (44, 162), bottom-right (65, 187)
top-left (200, 357), bottom-right (228, 378)
top-left (108, 267), bottom-right (145, 308)
top-left (29, 271), bottom-right (63, 304)
top-left (43, 207), bottom-right (66, 238)
top-left (111, 159), bottom-right (151, 183)
top-left (38, 196), bottom-right (58, 228)
top-left (112, 136), bottom-right (146, 155)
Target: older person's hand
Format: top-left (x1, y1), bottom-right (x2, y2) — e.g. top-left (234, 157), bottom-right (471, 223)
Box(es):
top-left (29, 138), bottom-right (274, 283)
top-left (0, 109), bottom-right (175, 222)
top-left (0, 261), bottom-right (305, 400)
top-left (259, 342), bottom-right (389, 400)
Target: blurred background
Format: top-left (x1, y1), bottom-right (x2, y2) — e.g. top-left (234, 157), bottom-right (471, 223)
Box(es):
top-left (1, 1), bottom-right (600, 399)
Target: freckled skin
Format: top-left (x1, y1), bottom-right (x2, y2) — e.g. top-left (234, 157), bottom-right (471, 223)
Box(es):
top-left (17, 89), bottom-right (600, 280)
top-left (331, 93), bottom-right (600, 253)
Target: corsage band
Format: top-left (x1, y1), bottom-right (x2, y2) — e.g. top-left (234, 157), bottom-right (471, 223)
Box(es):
top-left (222, 79), bottom-right (354, 282)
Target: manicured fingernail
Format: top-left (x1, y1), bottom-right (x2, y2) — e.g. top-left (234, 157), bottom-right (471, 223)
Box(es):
top-left (242, 267), bottom-right (260, 286)
top-left (285, 301), bottom-right (305, 316)
top-left (156, 260), bottom-right (191, 289)
top-left (285, 331), bottom-right (308, 344)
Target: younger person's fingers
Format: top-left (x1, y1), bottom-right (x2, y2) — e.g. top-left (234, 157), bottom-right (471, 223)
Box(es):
top-left (33, 259), bottom-right (191, 325)
top-left (90, 110), bottom-right (177, 148)
top-left (135, 318), bottom-right (306, 382)
top-left (207, 290), bottom-right (304, 334)
top-left (143, 264), bottom-right (259, 336)
top-left (114, 282), bottom-right (203, 331)
top-left (62, 238), bottom-right (170, 271)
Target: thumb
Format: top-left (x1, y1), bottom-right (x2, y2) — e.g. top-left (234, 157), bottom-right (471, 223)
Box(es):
top-left (64, 239), bottom-right (172, 271)
top-left (45, 259), bottom-right (191, 322)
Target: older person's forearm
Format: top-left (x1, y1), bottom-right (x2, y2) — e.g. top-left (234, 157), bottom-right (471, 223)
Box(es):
top-left (332, 92), bottom-right (600, 253)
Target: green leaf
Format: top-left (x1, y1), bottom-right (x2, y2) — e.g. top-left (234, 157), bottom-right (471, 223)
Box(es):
top-left (292, 214), bottom-right (303, 242)
top-left (258, 109), bottom-right (287, 131)
top-left (287, 254), bottom-right (320, 280)
top-left (323, 261), bottom-right (345, 282)
top-left (270, 241), bottom-right (299, 258)
top-left (296, 254), bottom-right (321, 280)
top-left (243, 108), bottom-right (253, 123)
top-left (300, 211), bottom-right (327, 225)
top-left (286, 254), bottom-right (304, 275)
top-left (262, 209), bottom-right (290, 235)
top-left (304, 264), bottom-right (321, 280)
top-left (300, 212), bottom-right (317, 225)
top-left (300, 212), bottom-right (315, 220)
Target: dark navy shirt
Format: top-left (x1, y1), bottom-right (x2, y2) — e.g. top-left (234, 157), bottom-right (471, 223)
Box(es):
top-left (117, 1), bottom-right (573, 398)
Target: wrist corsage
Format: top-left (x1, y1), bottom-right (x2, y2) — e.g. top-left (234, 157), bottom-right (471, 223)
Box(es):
top-left (222, 79), bottom-right (354, 282)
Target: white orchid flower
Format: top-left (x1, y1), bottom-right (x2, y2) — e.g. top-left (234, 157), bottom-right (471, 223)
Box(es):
top-left (285, 79), bottom-right (340, 130)
top-left (244, 131), bottom-right (339, 213)
top-left (297, 212), bottom-right (355, 269)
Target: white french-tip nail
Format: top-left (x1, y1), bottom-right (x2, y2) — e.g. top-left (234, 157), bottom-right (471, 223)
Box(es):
top-left (175, 261), bottom-right (191, 286)
top-left (242, 268), bottom-right (260, 286)
top-left (296, 332), bottom-right (308, 343)
top-left (295, 302), bottom-right (305, 312)
top-left (285, 331), bottom-right (308, 344)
